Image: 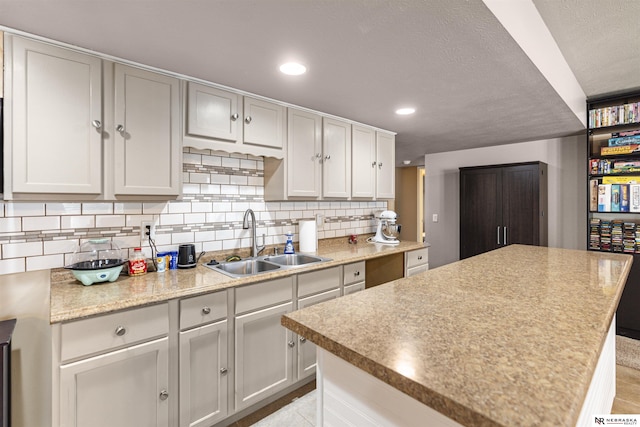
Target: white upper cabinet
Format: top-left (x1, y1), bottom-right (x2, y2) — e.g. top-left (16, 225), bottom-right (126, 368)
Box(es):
top-left (183, 82), bottom-right (285, 158)
top-left (185, 82), bottom-right (240, 143)
top-left (243, 96), bottom-right (285, 150)
top-left (322, 118), bottom-right (351, 199)
top-left (5, 35), bottom-right (103, 196)
top-left (376, 131), bottom-right (396, 199)
top-left (351, 125), bottom-right (376, 198)
top-left (113, 64), bottom-right (181, 196)
top-left (286, 108), bottom-right (323, 198)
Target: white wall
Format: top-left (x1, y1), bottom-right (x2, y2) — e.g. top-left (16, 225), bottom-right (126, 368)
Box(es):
top-left (424, 135), bottom-right (586, 268)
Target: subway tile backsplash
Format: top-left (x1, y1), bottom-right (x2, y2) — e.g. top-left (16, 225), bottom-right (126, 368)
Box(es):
top-left (0, 148), bottom-right (386, 275)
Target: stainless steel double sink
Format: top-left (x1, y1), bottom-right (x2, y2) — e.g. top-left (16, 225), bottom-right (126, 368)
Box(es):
top-left (203, 254), bottom-right (331, 278)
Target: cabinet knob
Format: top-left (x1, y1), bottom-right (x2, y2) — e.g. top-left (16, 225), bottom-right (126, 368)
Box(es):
top-left (231, 113), bottom-right (239, 121)
top-left (354, 271), bottom-right (360, 276)
top-left (116, 124), bottom-right (125, 133)
top-left (288, 340), bottom-right (295, 348)
top-left (417, 256), bottom-right (422, 260)
top-left (159, 390), bottom-right (169, 401)
top-left (372, 161), bottom-right (377, 167)
top-left (378, 162), bottom-right (383, 169)
top-left (315, 153), bottom-right (322, 159)
top-left (115, 326), bottom-right (127, 336)
top-left (245, 116), bottom-right (252, 124)
top-left (220, 367), bottom-right (228, 375)
top-left (324, 155), bottom-right (331, 160)
top-left (91, 120), bottom-right (102, 129)
top-left (299, 337), bottom-right (307, 343)
top-left (202, 306), bottom-right (211, 315)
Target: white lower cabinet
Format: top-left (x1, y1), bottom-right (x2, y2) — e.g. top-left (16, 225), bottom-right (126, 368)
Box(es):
top-left (178, 291), bottom-right (229, 427)
top-left (179, 320), bottom-right (228, 427)
top-left (297, 288), bottom-right (341, 379)
top-left (234, 277), bottom-right (295, 411)
top-left (235, 301), bottom-right (294, 410)
top-left (59, 337), bottom-right (169, 427)
top-left (405, 247), bottom-right (429, 277)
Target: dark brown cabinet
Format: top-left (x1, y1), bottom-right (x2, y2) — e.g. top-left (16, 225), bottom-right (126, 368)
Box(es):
top-left (459, 162), bottom-right (548, 259)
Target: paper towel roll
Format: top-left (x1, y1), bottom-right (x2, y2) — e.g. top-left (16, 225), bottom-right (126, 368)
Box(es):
top-left (299, 220), bottom-right (317, 253)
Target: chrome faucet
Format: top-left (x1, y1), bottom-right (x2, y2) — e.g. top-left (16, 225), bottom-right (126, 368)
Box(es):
top-left (243, 209), bottom-right (265, 258)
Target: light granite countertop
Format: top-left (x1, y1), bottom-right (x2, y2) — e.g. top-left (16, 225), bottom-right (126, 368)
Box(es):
top-left (50, 238), bottom-right (425, 323)
top-left (282, 245), bottom-right (633, 427)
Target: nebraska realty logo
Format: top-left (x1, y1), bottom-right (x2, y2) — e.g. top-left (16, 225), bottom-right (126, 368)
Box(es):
top-left (594, 415), bottom-right (639, 425)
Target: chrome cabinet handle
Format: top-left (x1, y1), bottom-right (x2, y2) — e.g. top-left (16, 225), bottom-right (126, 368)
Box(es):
top-left (372, 161), bottom-right (377, 167)
top-left (245, 116), bottom-right (252, 124)
top-left (201, 307), bottom-right (211, 315)
top-left (378, 162), bottom-right (383, 169)
top-left (220, 367), bottom-right (228, 375)
top-left (159, 390), bottom-right (169, 401)
top-left (231, 113), bottom-right (239, 121)
top-left (91, 120), bottom-right (102, 129)
top-left (497, 226), bottom-right (501, 245)
top-left (288, 340), bottom-right (295, 348)
top-left (299, 337), bottom-right (307, 343)
top-left (324, 155), bottom-right (331, 160)
top-left (115, 326), bottom-right (126, 336)
top-left (116, 124), bottom-right (125, 133)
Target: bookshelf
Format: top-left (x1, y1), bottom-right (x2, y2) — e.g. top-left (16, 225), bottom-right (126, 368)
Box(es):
top-left (588, 89), bottom-right (640, 340)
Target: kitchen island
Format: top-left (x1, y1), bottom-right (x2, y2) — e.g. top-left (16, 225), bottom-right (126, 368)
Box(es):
top-left (282, 245), bottom-right (632, 427)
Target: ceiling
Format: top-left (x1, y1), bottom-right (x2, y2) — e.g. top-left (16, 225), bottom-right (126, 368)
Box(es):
top-left (0, 0), bottom-right (638, 166)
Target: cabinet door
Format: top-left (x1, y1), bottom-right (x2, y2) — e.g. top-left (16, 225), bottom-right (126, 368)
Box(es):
top-left (114, 64), bottom-right (181, 196)
top-left (186, 82), bottom-right (240, 142)
top-left (297, 288), bottom-right (341, 379)
top-left (375, 132), bottom-right (396, 199)
top-left (287, 108), bottom-right (322, 198)
top-left (8, 35), bottom-right (103, 194)
top-left (459, 167), bottom-right (502, 259)
top-left (235, 301), bottom-right (294, 410)
top-left (502, 164), bottom-right (541, 246)
top-left (179, 320), bottom-right (228, 427)
top-left (323, 117), bottom-right (351, 198)
top-left (243, 97), bottom-right (285, 149)
top-left (59, 337), bottom-right (169, 427)
top-left (351, 125), bottom-right (376, 198)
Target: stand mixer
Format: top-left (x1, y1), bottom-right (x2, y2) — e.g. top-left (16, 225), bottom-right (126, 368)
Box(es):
top-left (370, 210), bottom-right (401, 245)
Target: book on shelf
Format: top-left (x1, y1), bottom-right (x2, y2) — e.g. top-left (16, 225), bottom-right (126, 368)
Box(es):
top-left (601, 144), bottom-right (640, 156)
top-left (632, 184), bottom-right (640, 212)
top-left (609, 135), bottom-right (640, 146)
top-left (590, 179), bottom-right (599, 211)
top-left (603, 176), bottom-right (640, 184)
top-left (589, 102), bottom-right (640, 128)
top-left (621, 184), bottom-right (630, 212)
top-left (612, 129), bottom-right (640, 138)
top-left (598, 184), bottom-right (611, 212)
top-left (612, 160), bottom-right (640, 173)
top-left (611, 184), bottom-right (621, 212)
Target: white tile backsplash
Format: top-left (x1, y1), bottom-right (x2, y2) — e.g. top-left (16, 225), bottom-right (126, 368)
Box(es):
top-left (0, 148), bottom-right (384, 275)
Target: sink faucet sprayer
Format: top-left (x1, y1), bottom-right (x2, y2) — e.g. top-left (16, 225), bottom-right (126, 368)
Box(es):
top-left (243, 209), bottom-right (266, 257)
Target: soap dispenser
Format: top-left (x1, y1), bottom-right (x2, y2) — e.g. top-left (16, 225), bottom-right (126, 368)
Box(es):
top-left (284, 232), bottom-right (295, 254)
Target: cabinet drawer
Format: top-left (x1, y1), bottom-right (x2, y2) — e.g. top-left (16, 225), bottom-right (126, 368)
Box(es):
top-left (406, 248), bottom-right (429, 269)
top-left (298, 288), bottom-right (341, 310)
top-left (343, 282), bottom-right (365, 296)
top-left (343, 261), bottom-right (365, 286)
top-left (406, 264), bottom-right (429, 278)
top-left (298, 267), bottom-right (340, 298)
top-left (180, 291), bottom-right (228, 330)
top-left (235, 276), bottom-right (294, 315)
top-left (61, 303), bottom-right (169, 362)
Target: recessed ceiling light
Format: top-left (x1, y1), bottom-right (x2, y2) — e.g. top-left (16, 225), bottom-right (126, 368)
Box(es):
top-left (395, 107), bottom-right (416, 115)
top-left (279, 62), bottom-right (307, 75)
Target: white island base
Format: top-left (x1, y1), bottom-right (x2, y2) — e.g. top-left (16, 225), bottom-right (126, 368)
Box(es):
top-left (315, 318), bottom-right (617, 427)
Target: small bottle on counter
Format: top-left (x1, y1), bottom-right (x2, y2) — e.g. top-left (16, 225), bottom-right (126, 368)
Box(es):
top-left (284, 232), bottom-right (295, 254)
top-left (169, 251), bottom-right (178, 270)
top-left (129, 247), bottom-right (147, 276)
top-left (156, 252), bottom-right (166, 273)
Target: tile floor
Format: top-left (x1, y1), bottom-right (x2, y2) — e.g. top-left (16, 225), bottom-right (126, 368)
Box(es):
top-left (247, 365), bottom-right (640, 426)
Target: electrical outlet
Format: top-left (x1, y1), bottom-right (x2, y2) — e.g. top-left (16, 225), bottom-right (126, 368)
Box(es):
top-left (140, 221), bottom-right (155, 242)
